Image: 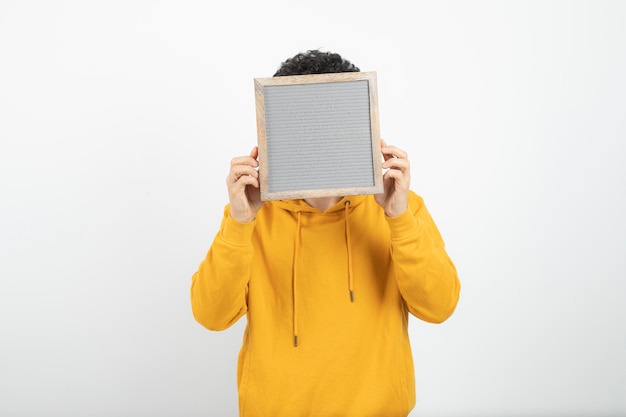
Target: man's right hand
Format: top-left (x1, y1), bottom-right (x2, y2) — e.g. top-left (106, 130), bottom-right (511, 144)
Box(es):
top-left (226, 146), bottom-right (264, 223)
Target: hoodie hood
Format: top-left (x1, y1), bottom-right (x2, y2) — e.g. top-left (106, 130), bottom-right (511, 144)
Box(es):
top-left (272, 195), bottom-right (368, 214)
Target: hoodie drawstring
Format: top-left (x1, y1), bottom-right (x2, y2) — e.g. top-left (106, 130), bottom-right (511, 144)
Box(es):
top-left (291, 201), bottom-right (355, 347)
top-left (293, 211), bottom-right (301, 347)
top-left (344, 200), bottom-right (355, 303)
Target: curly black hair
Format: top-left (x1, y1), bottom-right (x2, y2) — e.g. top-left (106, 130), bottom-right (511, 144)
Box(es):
top-left (273, 49), bottom-right (360, 76)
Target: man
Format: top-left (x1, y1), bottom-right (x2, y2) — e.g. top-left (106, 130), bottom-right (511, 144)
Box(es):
top-left (191, 49), bottom-right (460, 417)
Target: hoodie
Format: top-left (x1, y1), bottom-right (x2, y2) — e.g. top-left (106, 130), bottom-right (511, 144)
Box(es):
top-left (191, 191), bottom-right (460, 417)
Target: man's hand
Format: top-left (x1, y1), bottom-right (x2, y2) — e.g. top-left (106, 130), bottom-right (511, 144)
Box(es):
top-left (374, 139), bottom-right (410, 218)
top-left (227, 147), bottom-right (264, 223)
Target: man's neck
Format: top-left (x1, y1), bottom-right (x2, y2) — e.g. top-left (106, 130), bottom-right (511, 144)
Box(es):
top-left (304, 197), bottom-right (342, 212)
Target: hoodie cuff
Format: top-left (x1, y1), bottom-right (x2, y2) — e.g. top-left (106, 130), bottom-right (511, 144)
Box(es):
top-left (385, 208), bottom-right (419, 240)
top-left (221, 214), bottom-right (256, 245)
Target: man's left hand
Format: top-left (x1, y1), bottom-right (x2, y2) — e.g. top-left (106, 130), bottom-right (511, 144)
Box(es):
top-left (374, 139), bottom-right (410, 217)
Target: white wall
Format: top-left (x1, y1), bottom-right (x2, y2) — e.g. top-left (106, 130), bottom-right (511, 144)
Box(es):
top-left (1, 1), bottom-right (624, 416)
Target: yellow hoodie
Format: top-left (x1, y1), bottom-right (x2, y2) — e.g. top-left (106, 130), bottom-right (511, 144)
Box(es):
top-left (191, 192), bottom-right (460, 417)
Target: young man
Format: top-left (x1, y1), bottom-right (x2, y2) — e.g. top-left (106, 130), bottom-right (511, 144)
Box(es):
top-left (191, 50), bottom-right (460, 417)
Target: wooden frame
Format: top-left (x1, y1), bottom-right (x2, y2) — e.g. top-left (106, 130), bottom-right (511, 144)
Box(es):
top-left (254, 71), bottom-right (383, 201)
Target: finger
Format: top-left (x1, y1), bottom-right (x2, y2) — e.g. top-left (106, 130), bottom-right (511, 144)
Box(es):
top-left (231, 153), bottom-right (259, 168)
top-left (228, 174), bottom-right (260, 193)
top-left (228, 165), bottom-right (259, 184)
top-left (232, 165), bottom-right (259, 180)
top-left (380, 139), bottom-right (393, 162)
top-left (235, 174), bottom-right (260, 189)
top-left (382, 167), bottom-right (409, 187)
top-left (381, 144), bottom-right (408, 161)
top-left (382, 157), bottom-right (410, 171)
top-left (250, 147), bottom-right (260, 173)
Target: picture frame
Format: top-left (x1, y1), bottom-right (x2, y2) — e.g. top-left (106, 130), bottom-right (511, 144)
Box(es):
top-left (254, 71), bottom-right (383, 201)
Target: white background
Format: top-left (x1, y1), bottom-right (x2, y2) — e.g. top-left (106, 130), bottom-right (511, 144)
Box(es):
top-left (1, 1), bottom-right (625, 416)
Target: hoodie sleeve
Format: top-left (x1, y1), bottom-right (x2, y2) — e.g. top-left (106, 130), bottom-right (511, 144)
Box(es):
top-left (385, 193), bottom-right (460, 323)
top-left (190, 205), bottom-right (255, 331)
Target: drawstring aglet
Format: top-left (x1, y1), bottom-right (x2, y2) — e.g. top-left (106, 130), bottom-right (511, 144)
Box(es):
top-left (350, 290), bottom-right (355, 302)
top-left (294, 335), bottom-right (299, 347)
